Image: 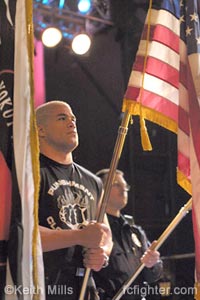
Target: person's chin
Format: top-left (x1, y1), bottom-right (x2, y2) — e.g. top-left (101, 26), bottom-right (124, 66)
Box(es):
top-left (123, 200), bottom-right (128, 207)
top-left (68, 134), bottom-right (78, 143)
top-left (70, 139), bottom-right (79, 150)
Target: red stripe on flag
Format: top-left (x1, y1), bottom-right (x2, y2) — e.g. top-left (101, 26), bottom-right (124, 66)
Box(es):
top-left (134, 55), bottom-right (179, 88)
top-left (178, 106), bottom-right (190, 135)
top-left (0, 152), bottom-right (11, 241)
top-left (180, 62), bottom-right (189, 90)
top-left (178, 150), bottom-right (191, 178)
top-left (143, 23), bottom-right (179, 53)
top-left (125, 86), bottom-right (140, 101)
top-left (125, 88), bottom-right (178, 122)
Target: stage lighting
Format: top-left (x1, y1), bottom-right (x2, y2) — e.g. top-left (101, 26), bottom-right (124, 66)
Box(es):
top-left (41, 27), bottom-right (62, 47)
top-left (59, 0), bottom-right (65, 9)
top-left (71, 33), bottom-right (91, 55)
top-left (78, 0), bottom-right (91, 14)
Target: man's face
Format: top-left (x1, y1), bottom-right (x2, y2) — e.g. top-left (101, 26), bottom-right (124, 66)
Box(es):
top-left (39, 103), bottom-right (79, 153)
top-left (109, 173), bottom-right (129, 210)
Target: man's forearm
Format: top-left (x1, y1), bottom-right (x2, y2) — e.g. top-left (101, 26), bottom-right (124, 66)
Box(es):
top-left (39, 225), bottom-right (83, 252)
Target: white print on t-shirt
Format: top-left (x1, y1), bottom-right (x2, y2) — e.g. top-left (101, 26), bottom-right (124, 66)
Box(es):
top-left (59, 189), bottom-right (89, 229)
top-left (47, 216), bottom-right (62, 230)
top-left (47, 180), bottom-right (94, 230)
top-left (48, 179), bottom-right (94, 201)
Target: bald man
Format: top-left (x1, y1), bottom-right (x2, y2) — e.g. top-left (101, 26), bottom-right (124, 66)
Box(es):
top-left (36, 101), bottom-right (112, 300)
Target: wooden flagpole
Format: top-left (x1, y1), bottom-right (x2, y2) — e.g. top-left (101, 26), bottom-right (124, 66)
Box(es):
top-left (79, 1), bottom-right (155, 298)
top-left (79, 110), bottom-right (132, 300)
top-left (112, 198), bottom-right (192, 300)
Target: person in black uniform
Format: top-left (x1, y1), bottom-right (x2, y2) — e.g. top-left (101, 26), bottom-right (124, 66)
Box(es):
top-left (94, 169), bottom-right (163, 300)
top-left (36, 101), bottom-right (113, 300)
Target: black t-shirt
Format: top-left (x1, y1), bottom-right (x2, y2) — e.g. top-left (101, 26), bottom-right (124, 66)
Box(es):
top-left (39, 154), bottom-right (102, 230)
top-left (38, 154), bottom-right (103, 298)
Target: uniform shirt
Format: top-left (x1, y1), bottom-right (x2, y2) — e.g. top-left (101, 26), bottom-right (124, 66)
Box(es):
top-left (94, 214), bottom-right (163, 300)
top-left (38, 154), bottom-right (103, 299)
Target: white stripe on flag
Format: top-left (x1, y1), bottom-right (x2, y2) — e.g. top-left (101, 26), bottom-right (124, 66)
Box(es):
top-left (138, 40), bottom-right (180, 70)
top-left (13, 0), bottom-right (45, 299)
top-left (148, 8), bottom-right (180, 36)
top-left (129, 71), bottom-right (179, 105)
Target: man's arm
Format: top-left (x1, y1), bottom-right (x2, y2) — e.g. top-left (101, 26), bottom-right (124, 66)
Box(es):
top-left (39, 221), bottom-right (111, 252)
top-left (81, 214), bottom-right (113, 271)
top-left (141, 241), bottom-right (163, 283)
top-left (102, 214), bottom-right (113, 256)
top-left (132, 225), bottom-right (163, 283)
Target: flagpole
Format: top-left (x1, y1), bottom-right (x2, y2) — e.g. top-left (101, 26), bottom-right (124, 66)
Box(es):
top-left (79, 110), bottom-right (131, 300)
top-left (112, 198), bottom-right (192, 300)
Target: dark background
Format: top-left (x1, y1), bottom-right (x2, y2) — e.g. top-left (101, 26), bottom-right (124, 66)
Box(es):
top-left (41, 1), bottom-right (194, 298)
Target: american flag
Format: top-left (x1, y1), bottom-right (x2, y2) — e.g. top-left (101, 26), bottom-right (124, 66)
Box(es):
top-left (122, 0), bottom-right (200, 294)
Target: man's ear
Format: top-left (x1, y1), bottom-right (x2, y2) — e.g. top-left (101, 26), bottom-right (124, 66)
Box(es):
top-left (37, 124), bottom-right (46, 138)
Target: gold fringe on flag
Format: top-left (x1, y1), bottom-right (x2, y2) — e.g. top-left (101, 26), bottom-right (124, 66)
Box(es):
top-left (123, 100), bottom-right (178, 135)
top-left (139, 116), bottom-right (152, 151)
top-left (177, 169), bottom-right (192, 196)
top-left (137, 0), bottom-right (153, 151)
top-left (25, 1), bottom-right (41, 299)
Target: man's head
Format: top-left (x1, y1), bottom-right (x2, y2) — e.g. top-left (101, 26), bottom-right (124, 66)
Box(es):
top-left (36, 100), bottom-right (79, 157)
top-left (96, 169), bottom-right (130, 216)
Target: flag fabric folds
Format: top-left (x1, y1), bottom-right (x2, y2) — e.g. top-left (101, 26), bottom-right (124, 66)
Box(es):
top-left (0, 1), bottom-right (45, 300)
top-left (122, 0), bottom-right (200, 296)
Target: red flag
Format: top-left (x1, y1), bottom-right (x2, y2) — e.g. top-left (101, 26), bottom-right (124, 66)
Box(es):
top-left (122, 0), bottom-right (200, 295)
